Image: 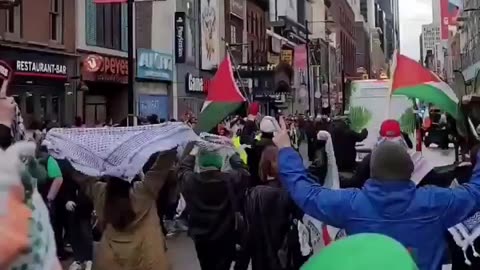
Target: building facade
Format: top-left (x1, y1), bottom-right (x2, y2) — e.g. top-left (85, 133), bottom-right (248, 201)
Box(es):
top-left (420, 24), bottom-right (441, 72)
top-left (135, 0), bottom-right (175, 121)
top-left (0, 0), bottom-right (77, 127)
top-left (77, 0), bottom-right (129, 126)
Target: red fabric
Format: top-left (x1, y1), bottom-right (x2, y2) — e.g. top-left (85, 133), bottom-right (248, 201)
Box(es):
top-left (322, 224), bottom-right (332, 246)
top-left (206, 55), bottom-right (246, 103)
top-left (249, 102), bottom-right (260, 116)
top-left (392, 54), bottom-right (440, 92)
top-left (380, 119), bottom-right (402, 138)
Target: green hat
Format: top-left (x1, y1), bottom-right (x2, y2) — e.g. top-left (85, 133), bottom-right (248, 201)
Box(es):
top-left (301, 234), bottom-right (418, 270)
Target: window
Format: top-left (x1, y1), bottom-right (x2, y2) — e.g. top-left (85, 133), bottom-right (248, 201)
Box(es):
top-left (231, 25), bottom-right (237, 43)
top-left (50, 0), bottom-right (63, 42)
top-left (6, 3), bottom-right (22, 36)
top-left (96, 3), bottom-right (123, 50)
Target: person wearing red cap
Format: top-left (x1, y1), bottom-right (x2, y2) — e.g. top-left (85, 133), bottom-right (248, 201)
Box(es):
top-left (347, 119), bottom-right (451, 189)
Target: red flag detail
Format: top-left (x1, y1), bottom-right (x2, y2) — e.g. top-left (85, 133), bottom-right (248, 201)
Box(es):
top-left (206, 55), bottom-right (246, 103)
top-left (392, 54), bottom-right (440, 92)
top-left (322, 224), bottom-right (332, 246)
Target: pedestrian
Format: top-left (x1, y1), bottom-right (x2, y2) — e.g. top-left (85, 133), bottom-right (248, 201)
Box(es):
top-left (177, 143), bottom-right (249, 270)
top-left (329, 118), bottom-right (367, 173)
top-left (59, 159), bottom-right (94, 270)
top-left (36, 145), bottom-right (68, 260)
top-left (71, 149), bottom-right (177, 270)
top-left (243, 145), bottom-right (304, 270)
top-left (245, 116), bottom-right (279, 187)
top-left (274, 125), bottom-right (480, 270)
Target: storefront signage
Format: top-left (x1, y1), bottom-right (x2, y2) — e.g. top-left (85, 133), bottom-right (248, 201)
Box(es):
top-left (186, 73), bottom-right (210, 93)
top-left (15, 60), bottom-right (67, 77)
top-left (174, 12), bottom-right (186, 63)
top-left (82, 54), bottom-right (128, 84)
top-left (234, 64), bottom-right (277, 72)
top-left (230, 0), bottom-right (245, 19)
top-left (280, 49), bottom-right (293, 66)
top-left (137, 49), bottom-right (173, 81)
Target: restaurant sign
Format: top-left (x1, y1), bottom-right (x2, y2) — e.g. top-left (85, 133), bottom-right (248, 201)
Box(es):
top-left (83, 54), bottom-right (128, 84)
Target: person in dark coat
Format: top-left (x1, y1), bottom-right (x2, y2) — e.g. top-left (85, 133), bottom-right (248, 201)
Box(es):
top-left (243, 146), bottom-right (305, 270)
top-left (177, 145), bottom-right (249, 270)
top-left (59, 159), bottom-right (94, 270)
top-left (244, 116), bottom-right (279, 187)
top-left (329, 119), bottom-right (367, 173)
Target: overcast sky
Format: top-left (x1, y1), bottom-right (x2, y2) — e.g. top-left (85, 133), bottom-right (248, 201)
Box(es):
top-left (399, 0), bottom-right (433, 60)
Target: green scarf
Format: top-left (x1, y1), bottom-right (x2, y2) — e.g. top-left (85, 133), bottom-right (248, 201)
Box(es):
top-left (301, 234), bottom-right (418, 270)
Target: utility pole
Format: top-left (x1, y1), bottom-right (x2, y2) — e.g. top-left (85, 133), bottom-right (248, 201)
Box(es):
top-left (305, 20), bottom-right (312, 115)
top-left (127, 0), bottom-right (135, 126)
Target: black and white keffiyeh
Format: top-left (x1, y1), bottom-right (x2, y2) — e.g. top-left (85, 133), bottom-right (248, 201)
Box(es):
top-left (43, 122), bottom-right (200, 181)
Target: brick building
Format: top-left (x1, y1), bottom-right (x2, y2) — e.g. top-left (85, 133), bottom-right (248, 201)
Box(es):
top-left (330, 0), bottom-right (356, 78)
top-left (0, 0), bottom-right (77, 126)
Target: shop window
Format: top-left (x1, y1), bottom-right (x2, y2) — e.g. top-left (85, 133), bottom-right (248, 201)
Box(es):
top-left (6, 3), bottom-right (22, 36)
top-left (25, 93), bottom-right (34, 114)
top-left (50, 0), bottom-right (63, 42)
top-left (231, 25), bottom-right (237, 44)
top-left (96, 3), bottom-right (123, 50)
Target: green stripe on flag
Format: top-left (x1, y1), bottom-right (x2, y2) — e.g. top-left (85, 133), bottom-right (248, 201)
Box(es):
top-left (195, 102), bottom-right (243, 133)
top-left (394, 84), bottom-right (458, 118)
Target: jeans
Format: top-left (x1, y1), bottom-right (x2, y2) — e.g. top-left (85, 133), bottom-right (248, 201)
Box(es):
top-left (68, 213), bottom-right (93, 262)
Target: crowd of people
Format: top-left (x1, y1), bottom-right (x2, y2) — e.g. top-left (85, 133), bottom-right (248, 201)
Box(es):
top-left (4, 99), bottom-right (480, 270)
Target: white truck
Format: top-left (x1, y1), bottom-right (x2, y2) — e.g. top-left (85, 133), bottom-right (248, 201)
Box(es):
top-left (347, 79), bottom-right (417, 161)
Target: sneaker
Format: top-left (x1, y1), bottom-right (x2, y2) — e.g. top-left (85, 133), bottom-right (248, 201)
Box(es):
top-left (68, 261), bottom-right (82, 270)
top-left (84, 260), bottom-right (93, 270)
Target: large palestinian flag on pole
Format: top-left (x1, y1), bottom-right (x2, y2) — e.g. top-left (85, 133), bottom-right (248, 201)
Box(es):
top-left (391, 52), bottom-right (459, 118)
top-left (195, 55), bottom-right (246, 133)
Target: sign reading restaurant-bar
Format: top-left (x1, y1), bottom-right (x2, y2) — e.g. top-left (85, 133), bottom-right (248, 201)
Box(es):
top-left (16, 60), bottom-right (67, 76)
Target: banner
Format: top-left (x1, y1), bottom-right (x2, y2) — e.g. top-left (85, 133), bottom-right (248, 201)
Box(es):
top-left (175, 12), bottom-right (186, 63)
top-left (200, 0), bottom-right (220, 70)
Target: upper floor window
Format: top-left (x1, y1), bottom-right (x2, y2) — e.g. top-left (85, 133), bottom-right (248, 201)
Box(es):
top-left (50, 0), bottom-right (63, 42)
top-left (96, 3), bottom-right (122, 50)
top-left (6, 3), bottom-right (22, 36)
top-left (231, 24), bottom-right (237, 43)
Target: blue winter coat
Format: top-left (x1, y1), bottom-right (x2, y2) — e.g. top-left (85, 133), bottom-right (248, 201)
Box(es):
top-left (278, 147), bottom-right (480, 270)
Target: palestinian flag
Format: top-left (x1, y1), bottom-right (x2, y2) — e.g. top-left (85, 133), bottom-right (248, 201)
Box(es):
top-left (195, 55), bottom-right (246, 133)
top-left (391, 52), bottom-right (459, 118)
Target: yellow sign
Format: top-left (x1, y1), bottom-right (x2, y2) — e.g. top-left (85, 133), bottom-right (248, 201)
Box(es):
top-left (280, 50), bottom-right (293, 66)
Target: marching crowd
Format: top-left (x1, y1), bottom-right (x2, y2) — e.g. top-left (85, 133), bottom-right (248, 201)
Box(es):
top-left (3, 100), bottom-right (480, 270)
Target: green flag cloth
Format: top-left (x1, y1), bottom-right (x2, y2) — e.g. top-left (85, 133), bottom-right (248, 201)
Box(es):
top-left (301, 233), bottom-right (418, 270)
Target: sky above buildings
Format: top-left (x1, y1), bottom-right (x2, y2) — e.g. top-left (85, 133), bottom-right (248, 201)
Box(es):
top-left (400, 0), bottom-right (433, 60)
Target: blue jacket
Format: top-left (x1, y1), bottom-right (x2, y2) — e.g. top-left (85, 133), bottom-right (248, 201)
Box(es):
top-left (278, 147), bottom-right (480, 270)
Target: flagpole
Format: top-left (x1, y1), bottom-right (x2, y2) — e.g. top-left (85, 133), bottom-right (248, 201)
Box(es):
top-left (127, 0), bottom-right (135, 126)
top-left (225, 42), bottom-right (251, 104)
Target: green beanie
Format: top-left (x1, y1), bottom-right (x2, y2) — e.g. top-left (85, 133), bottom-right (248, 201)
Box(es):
top-left (198, 151), bottom-right (224, 170)
top-left (301, 234), bottom-right (418, 270)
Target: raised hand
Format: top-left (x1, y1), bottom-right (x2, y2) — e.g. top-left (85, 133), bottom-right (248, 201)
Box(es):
top-left (273, 115), bottom-right (291, 149)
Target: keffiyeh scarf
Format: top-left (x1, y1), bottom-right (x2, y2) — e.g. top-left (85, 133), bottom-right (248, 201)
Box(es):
top-left (298, 131), bottom-right (344, 256)
top-left (43, 122), bottom-right (200, 181)
top-left (194, 132), bottom-right (236, 173)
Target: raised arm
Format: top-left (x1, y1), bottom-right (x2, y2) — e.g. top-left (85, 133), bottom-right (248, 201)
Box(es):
top-left (435, 161), bottom-right (480, 229)
top-left (134, 149), bottom-right (177, 199)
top-left (278, 147), bottom-right (355, 228)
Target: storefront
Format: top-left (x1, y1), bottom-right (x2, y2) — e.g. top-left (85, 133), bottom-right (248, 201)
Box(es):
top-left (176, 65), bottom-right (213, 116)
top-left (80, 53), bottom-right (128, 126)
top-left (0, 49), bottom-right (76, 128)
top-left (136, 49), bottom-right (173, 120)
